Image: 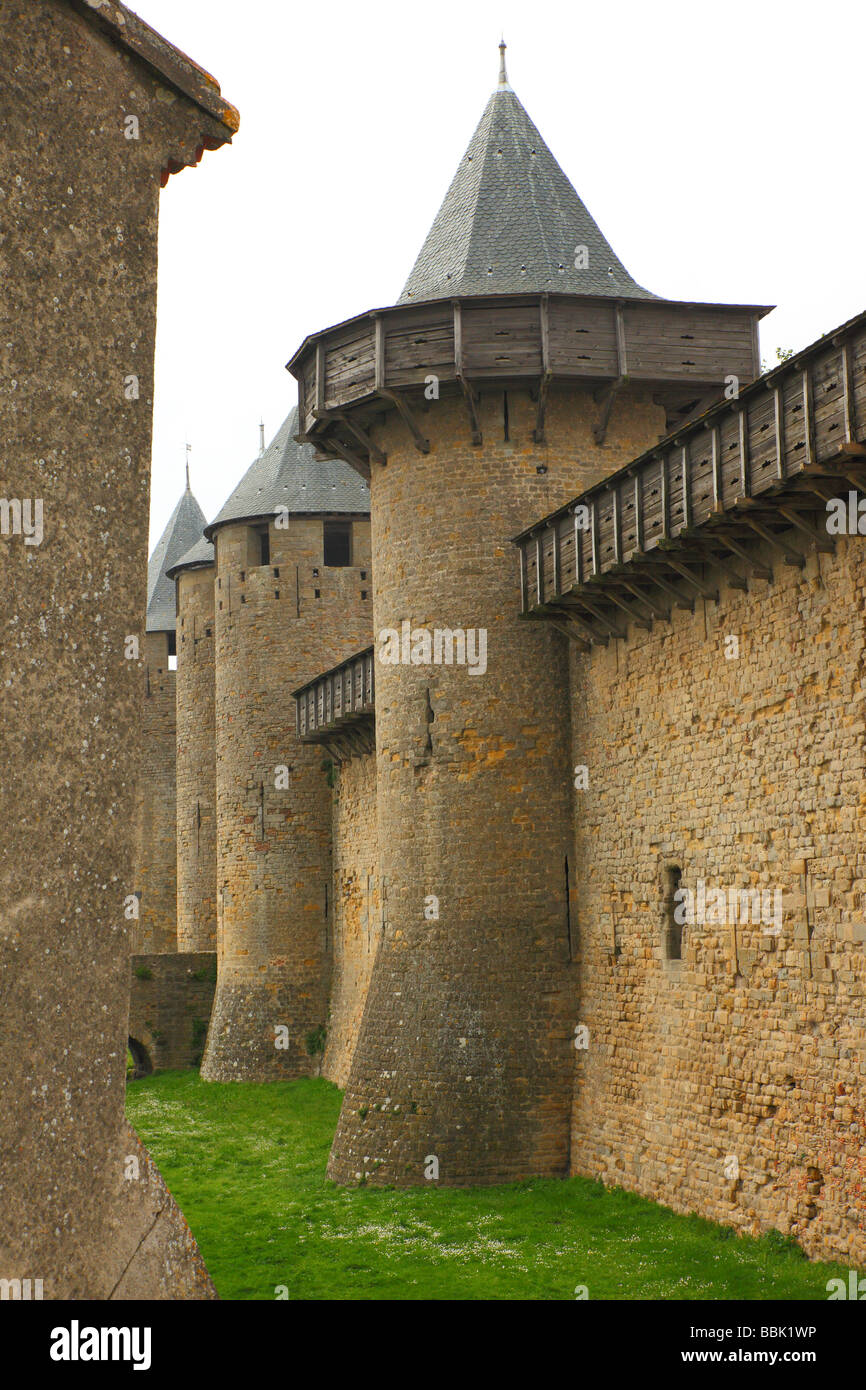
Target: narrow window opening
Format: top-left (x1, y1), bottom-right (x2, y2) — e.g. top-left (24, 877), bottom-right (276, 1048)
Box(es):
top-left (323, 520), bottom-right (351, 567)
top-left (664, 865), bottom-right (683, 961)
top-left (503, 390), bottom-right (510, 441)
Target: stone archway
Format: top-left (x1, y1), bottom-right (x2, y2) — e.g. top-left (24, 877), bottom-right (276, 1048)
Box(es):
top-left (127, 1036), bottom-right (153, 1081)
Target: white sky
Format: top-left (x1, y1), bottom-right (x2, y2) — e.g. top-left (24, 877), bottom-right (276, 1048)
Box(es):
top-left (142, 0), bottom-right (866, 548)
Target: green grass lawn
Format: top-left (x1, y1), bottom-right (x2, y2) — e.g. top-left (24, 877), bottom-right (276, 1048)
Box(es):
top-left (127, 1071), bottom-right (847, 1301)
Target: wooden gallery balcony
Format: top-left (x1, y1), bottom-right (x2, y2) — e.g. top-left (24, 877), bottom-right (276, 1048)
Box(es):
top-left (294, 647), bottom-right (375, 759)
top-left (287, 293), bottom-right (769, 475)
top-left (514, 310), bottom-right (866, 649)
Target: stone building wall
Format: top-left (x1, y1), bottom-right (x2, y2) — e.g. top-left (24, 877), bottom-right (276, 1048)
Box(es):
top-left (176, 563), bottom-right (216, 950)
top-left (202, 513), bottom-right (373, 1080)
top-left (129, 952), bottom-right (217, 1073)
top-left (0, 0), bottom-right (235, 1297)
top-left (328, 383), bottom-right (668, 1186)
top-left (133, 628), bottom-right (177, 952)
top-left (570, 533), bottom-right (866, 1265)
top-left (322, 751), bottom-right (380, 1087)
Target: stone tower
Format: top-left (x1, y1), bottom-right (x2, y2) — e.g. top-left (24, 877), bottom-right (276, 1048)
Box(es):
top-left (134, 477), bottom-right (208, 952)
top-left (200, 408), bottom-right (373, 1080)
top-left (167, 534), bottom-right (217, 952)
top-left (289, 45), bottom-right (766, 1184)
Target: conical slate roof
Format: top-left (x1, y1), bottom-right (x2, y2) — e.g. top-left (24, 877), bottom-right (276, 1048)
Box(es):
top-left (400, 45), bottom-right (656, 304)
top-left (146, 482), bottom-right (208, 632)
top-left (206, 406), bottom-right (370, 536)
top-left (166, 534), bottom-right (214, 580)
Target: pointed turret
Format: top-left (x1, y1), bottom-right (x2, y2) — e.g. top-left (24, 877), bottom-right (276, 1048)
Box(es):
top-left (146, 481), bottom-right (208, 633)
top-left (205, 406), bottom-right (369, 537)
top-left (400, 41), bottom-right (655, 303)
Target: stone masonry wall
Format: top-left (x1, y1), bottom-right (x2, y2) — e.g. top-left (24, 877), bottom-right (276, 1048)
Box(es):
top-left (570, 534), bottom-right (866, 1265)
top-left (202, 512), bottom-right (373, 1080)
top-left (133, 628), bottom-right (177, 952)
top-left (129, 952), bottom-right (216, 1073)
top-left (322, 750), bottom-right (380, 1087)
top-left (328, 382), bottom-right (668, 1186)
top-left (0, 0), bottom-right (232, 1297)
top-left (176, 563), bottom-right (216, 950)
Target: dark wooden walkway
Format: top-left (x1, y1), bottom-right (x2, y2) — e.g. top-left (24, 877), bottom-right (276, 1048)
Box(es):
top-left (294, 646), bottom-right (375, 758)
top-left (514, 310), bottom-right (866, 648)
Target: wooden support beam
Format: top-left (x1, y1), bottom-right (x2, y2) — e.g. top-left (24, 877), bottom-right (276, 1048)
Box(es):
top-left (679, 539), bottom-right (747, 591)
top-left (660, 453), bottom-right (670, 539)
top-left (629, 561), bottom-right (694, 611)
top-left (711, 425), bottom-right (722, 508)
top-left (315, 340), bottom-right (325, 413)
top-left (592, 377), bottom-right (624, 445)
top-left (453, 300), bottom-right (482, 446)
top-left (519, 542), bottom-right (528, 613)
top-left (620, 578), bottom-right (670, 621)
top-left (534, 295), bottom-right (552, 443)
top-left (737, 405), bottom-right (750, 498)
top-left (776, 504), bottom-right (834, 552)
top-left (773, 384), bottom-right (785, 480)
top-left (568, 592), bottom-right (625, 639)
top-left (549, 599), bottom-right (609, 646)
top-left (319, 432), bottom-right (371, 480)
top-left (737, 514), bottom-right (805, 567)
top-left (535, 533), bottom-right (544, 606)
top-left (612, 487), bottom-right (622, 565)
top-left (802, 366), bottom-right (815, 469)
top-left (379, 388), bottom-right (430, 454)
top-left (551, 521), bottom-right (561, 595)
top-left (459, 377), bottom-right (483, 446)
top-left (602, 586), bottom-right (652, 630)
top-left (328, 412), bottom-right (386, 465)
top-left (373, 313), bottom-right (385, 392)
top-left (841, 338), bottom-right (855, 444)
top-left (633, 470), bottom-right (644, 554)
top-left (656, 551), bottom-right (719, 600)
top-left (714, 533), bottom-right (772, 581)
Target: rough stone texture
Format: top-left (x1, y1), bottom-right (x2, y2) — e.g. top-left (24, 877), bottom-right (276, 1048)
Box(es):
top-left (328, 384), bottom-right (666, 1185)
top-left (321, 751), bottom-right (381, 1087)
top-left (132, 629), bottom-right (177, 952)
top-left (129, 952), bottom-right (216, 1072)
top-left (570, 535), bottom-right (866, 1265)
top-left (175, 563), bottom-right (217, 950)
top-left (0, 0), bottom-right (232, 1298)
top-left (201, 513), bottom-right (373, 1080)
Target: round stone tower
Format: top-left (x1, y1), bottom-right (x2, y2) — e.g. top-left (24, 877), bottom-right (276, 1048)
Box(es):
top-left (288, 44), bottom-right (766, 1184)
top-left (167, 535), bottom-right (217, 952)
top-left (134, 477), bottom-right (208, 953)
top-left (200, 407), bottom-right (373, 1080)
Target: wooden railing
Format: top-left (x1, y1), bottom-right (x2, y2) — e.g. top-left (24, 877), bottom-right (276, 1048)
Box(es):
top-left (514, 309), bottom-right (866, 646)
top-left (294, 647), bottom-right (375, 757)
top-left (287, 292), bottom-right (767, 474)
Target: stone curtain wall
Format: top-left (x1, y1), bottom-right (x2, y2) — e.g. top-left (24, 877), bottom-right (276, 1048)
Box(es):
top-left (129, 953), bottom-right (217, 1072)
top-left (329, 384), bottom-right (667, 1186)
top-left (133, 629), bottom-right (177, 951)
top-left (570, 536), bottom-right (866, 1265)
top-left (322, 751), bottom-right (381, 1087)
top-left (202, 514), bottom-right (373, 1080)
top-left (176, 564), bottom-right (217, 950)
top-left (0, 0), bottom-right (231, 1296)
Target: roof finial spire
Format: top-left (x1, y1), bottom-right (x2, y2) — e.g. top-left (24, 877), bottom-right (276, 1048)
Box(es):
top-left (497, 37), bottom-right (510, 89)
top-left (185, 441), bottom-right (191, 490)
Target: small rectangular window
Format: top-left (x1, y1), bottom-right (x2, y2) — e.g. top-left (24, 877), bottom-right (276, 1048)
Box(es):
top-left (168, 653), bottom-right (178, 672)
top-left (323, 521), bottom-right (351, 567)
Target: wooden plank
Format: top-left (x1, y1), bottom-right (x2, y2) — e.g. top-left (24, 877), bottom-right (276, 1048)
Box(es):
top-left (374, 314), bottom-right (385, 392)
top-left (315, 341), bottom-right (325, 413)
